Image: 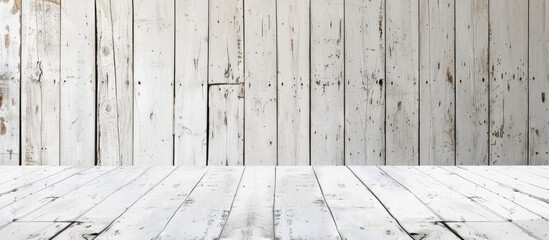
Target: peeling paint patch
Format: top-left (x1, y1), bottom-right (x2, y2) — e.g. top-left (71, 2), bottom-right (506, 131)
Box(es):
top-left (0, 117), bottom-right (6, 135)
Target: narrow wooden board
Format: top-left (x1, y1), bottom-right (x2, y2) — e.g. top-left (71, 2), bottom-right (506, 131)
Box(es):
top-left (314, 166), bottom-right (410, 239)
top-left (0, 166), bottom-right (70, 193)
top-left (489, 0), bottom-right (529, 165)
top-left (0, 166), bottom-right (45, 184)
top-left (529, 0), bottom-right (549, 165)
top-left (0, 0), bottom-right (20, 165)
top-left (487, 166), bottom-right (549, 190)
top-left (244, 0), bottom-right (277, 165)
top-left (43, 167), bottom-right (175, 239)
top-left (20, 167), bottom-right (149, 221)
top-left (219, 167), bottom-right (275, 239)
top-left (0, 222), bottom-right (70, 240)
top-left (349, 166), bottom-right (460, 240)
top-left (276, 0), bottom-right (310, 166)
top-left (512, 166), bottom-right (549, 179)
top-left (174, 0), bottom-right (208, 166)
top-left (419, 0), bottom-right (455, 165)
top-left (60, 0), bottom-right (96, 165)
top-left (0, 167), bottom-right (115, 228)
top-left (385, 0), bottom-right (419, 165)
top-left (157, 167), bottom-right (244, 239)
top-left (133, 0), bottom-right (174, 165)
top-left (274, 167), bottom-right (341, 239)
top-left (446, 222), bottom-right (538, 240)
top-left (310, 0), bottom-right (344, 165)
top-left (21, 0), bottom-right (61, 166)
top-left (94, 167), bottom-right (206, 240)
top-left (208, 0), bottom-right (244, 83)
top-left (455, 0), bottom-right (489, 165)
top-left (381, 166), bottom-right (502, 221)
top-left (96, 0), bottom-right (133, 166)
top-left (208, 85), bottom-right (244, 166)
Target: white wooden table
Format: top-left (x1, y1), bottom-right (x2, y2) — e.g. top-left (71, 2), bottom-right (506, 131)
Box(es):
top-left (0, 166), bottom-right (548, 239)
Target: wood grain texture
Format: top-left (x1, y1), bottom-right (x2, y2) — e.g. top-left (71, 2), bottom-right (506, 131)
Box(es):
top-left (277, 0), bottom-right (310, 166)
top-left (455, 0), bottom-right (489, 166)
top-left (21, 0), bottom-right (60, 166)
top-left (529, 0), bottom-right (549, 165)
top-left (174, 0), bottom-right (208, 166)
top-left (60, 0), bottom-right (96, 165)
top-left (133, 0), bottom-right (174, 165)
top-left (344, 0), bottom-right (385, 166)
top-left (385, 0), bottom-right (419, 166)
top-left (208, 0), bottom-right (243, 84)
top-left (244, 0), bottom-right (277, 165)
top-left (208, 85), bottom-right (244, 166)
top-left (310, 0), bottom-right (344, 165)
top-left (419, 0), bottom-right (455, 166)
top-left (96, 0), bottom-right (133, 166)
top-left (489, 0), bottom-right (528, 165)
top-left (0, 0), bottom-right (20, 165)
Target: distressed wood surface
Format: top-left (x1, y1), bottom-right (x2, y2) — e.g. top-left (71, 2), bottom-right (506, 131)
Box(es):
top-left (133, 0), bottom-right (174, 165)
top-left (96, 0), bottom-right (133, 166)
top-left (344, 0), bottom-right (385, 165)
top-left (60, 0), bottom-right (96, 166)
top-left (0, 0), bottom-right (20, 165)
top-left (489, 0), bottom-right (529, 165)
top-left (310, 0), bottom-right (345, 165)
top-left (208, 85), bottom-right (244, 166)
top-left (244, 0), bottom-right (277, 165)
top-left (385, 0), bottom-right (419, 166)
top-left (419, 0), bottom-right (455, 165)
top-left (276, 0), bottom-right (310, 166)
top-left (455, 0), bottom-right (489, 165)
top-left (174, 0), bottom-right (208, 166)
top-left (21, 0), bottom-right (60, 166)
top-left (529, 0), bottom-right (549, 165)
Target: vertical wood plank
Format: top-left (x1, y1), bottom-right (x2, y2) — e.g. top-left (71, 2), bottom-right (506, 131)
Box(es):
top-left (277, 0), bottom-right (310, 166)
top-left (385, 0), bottom-right (419, 165)
top-left (0, 0), bottom-right (20, 165)
top-left (244, 0), bottom-right (277, 165)
top-left (419, 0), bottom-right (456, 165)
top-left (133, 0), bottom-right (174, 165)
top-left (208, 0), bottom-right (243, 84)
top-left (310, 0), bottom-right (344, 165)
top-left (60, 0), bottom-right (96, 165)
top-left (489, 0), bottom-right (528, 165)
top-left (21, 0), bottom-right (60, 166)
top-left (96, 0), bottom-right (133, 166)
top-left (208, 85), bottom-right (244, 166)
top-left (174, 0), bottom-right (208, 166)
top-left (529, 0), bottom-right (549, 165)
top-left (344, 0), bottom-right (385, 165)
top-left (455, 0), bottom-right (489, 165)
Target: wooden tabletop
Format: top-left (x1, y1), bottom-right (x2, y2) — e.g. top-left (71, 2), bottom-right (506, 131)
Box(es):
top-left (0, 166), bottom-right (548, 239)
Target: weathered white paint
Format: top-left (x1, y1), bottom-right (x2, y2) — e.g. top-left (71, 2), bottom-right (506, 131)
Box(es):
top-left (277, 0), bottom-right (310, 166)
top-left (446, 222), bottom-right (538, 240)
top-left (174, 0), bottom-right (208, 166)
top-left (0, 222), bottom-right (70, 240)
top-left (133, 0), bottom-right (174, 165)
top-left (385, 0), bottom-right (419, 166)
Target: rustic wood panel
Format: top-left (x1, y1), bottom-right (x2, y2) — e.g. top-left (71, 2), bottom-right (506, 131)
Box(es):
top-left (310, 0), bottom-right (345, 165)
top-left (419, 0), bottom-right (455, 165)
top-left (0, 0), bottom-right (20, 165)
top-left (385, 0), bottom-right (419, 165)
top-left (344, 0), bottom-right (385, 165)
top-left (489, 0), bottom-right (529, 165)
top-left (208, 85), bottom-right (244, 166)
top-left (174, 0), bottom-right (208, 166)
top-left (133, 0), bottom-right (174, 165)
top-left (529, 0), bottom-right (549, 165)
top-left (244, 0), bottom-right (277, 165)
top-left (277, 0), bottom-right (310, 166)
top-left (455, 0), bottom-right (489, 165)
top-left (96, 0), bottom-right (133, 166)
top-left (21, 0), bottom-right (60, 166)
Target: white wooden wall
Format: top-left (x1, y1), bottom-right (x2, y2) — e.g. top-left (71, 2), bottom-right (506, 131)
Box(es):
top-left (1, 0), bottom-right (548, 166)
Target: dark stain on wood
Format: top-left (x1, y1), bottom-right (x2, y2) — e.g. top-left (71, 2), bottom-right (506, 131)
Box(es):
top-left (0, 91), bottom-right (3, 108)
top-left (493, 126), bottom-right (504, 138)
top-left (542, 92), bottom-right (546, 103)
top-left (446, 67), bottom-right (453, 84)
top-left (0, 117), bottom-right (6, 135)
